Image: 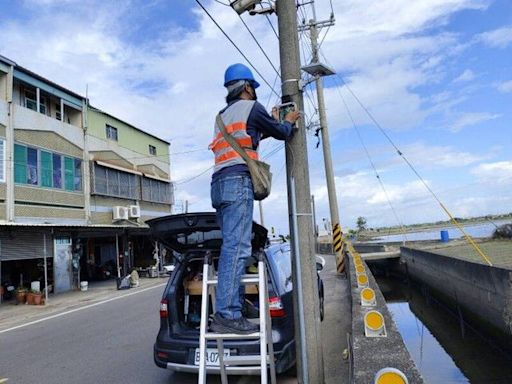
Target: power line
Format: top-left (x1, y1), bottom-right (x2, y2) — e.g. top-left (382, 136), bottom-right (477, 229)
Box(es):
top-left (265, 14), bottom-right (279, 39)
top-left (320, 51), bottom-right (492, 265)
top-left (195, 0), bottom-right (280, 97)
top-left (175, 165), bottom-right (214, 185)
top-left (237, 14), bottom-right (280, 77)
top-left (335, 83), bottom-right (408, 243)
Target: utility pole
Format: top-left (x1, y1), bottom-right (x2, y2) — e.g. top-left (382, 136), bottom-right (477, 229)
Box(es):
top-left (301, 2), bottom-right (346, 273)
top-left (276, 1), bottom-right (324, 383)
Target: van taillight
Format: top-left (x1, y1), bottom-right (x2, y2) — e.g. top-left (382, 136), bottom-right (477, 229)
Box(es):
top-left (269, 297), bottom-right (285, 317)
top-left (160, 299), bottom-right (168, 318)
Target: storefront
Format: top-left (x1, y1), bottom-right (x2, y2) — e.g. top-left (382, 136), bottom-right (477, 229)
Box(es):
top-left (0, 224), bottom-right (154, 304)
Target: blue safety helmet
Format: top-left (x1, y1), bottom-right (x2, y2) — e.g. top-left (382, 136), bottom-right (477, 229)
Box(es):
top-left (224, 63), bottom-right (260, 89)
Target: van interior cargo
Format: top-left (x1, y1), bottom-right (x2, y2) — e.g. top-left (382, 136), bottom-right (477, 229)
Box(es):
top-left (175, 252), bottom-right (264, 330)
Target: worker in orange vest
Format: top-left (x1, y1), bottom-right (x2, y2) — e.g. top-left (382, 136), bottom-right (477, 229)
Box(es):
top-left (209, 63), bottom-right (300, 334)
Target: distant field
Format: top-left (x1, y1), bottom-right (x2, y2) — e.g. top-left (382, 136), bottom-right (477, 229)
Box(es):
top-left (362, 216), bottom-right (512, 238)
top-left (411, 239), bottom-right (512, 269)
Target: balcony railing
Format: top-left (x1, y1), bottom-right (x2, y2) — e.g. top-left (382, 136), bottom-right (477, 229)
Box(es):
top-left (13, 104), bottom-right (84, 148)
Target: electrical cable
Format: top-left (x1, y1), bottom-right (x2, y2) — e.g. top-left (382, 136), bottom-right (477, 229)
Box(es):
top-left (265, 14), bottom-right (279, 40)
top-left (195, 0), bottom-right (280, 97)
top-left (237, 14), bottom-right (280, 77)
top-left (336, 84), bottom-right (408, 243)
top-left (174, 165), bottom-right (214, 185)
top-left (321, 50), bottom-right (492, 265)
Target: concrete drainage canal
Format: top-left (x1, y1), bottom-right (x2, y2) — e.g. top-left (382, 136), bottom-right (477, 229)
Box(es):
top-left (368, 259), bottom-right (512, 384)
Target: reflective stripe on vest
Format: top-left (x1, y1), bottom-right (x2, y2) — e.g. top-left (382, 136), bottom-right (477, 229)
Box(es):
top-left (209, 100), bottom-right (258, 173)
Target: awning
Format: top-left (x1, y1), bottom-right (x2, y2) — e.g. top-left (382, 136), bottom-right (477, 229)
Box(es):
top-left (95, 160), bottom-right (142, 175)
top-left (144, 173), bottom-right (171, 183)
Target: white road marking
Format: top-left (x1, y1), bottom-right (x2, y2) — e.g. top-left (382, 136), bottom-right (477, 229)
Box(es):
top-left (0, 283), bottom-right (167, 335)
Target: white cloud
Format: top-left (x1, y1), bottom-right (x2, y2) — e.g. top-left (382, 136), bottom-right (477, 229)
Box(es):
top-left (496, 80), bottom-right (512, 93)
top-left (453, 69), bottom-right (475, 82)
top-left (401, 142), bottom-right (484, 168)
top-left (1, 0), bottom-right (507, 231)
top-left (450, 112), bottom-right (500, 132)
top-left (471, 161), bottom-right (512, 185)
top-left (476, 25), bottom-right (512, 48)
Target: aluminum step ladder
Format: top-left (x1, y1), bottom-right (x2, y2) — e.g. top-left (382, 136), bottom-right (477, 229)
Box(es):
top-left (197, 251), bottom-right (276, 384)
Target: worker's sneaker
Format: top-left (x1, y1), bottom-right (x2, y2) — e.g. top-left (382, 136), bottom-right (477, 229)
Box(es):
top-left (210, 313), bottom-right (259, 335)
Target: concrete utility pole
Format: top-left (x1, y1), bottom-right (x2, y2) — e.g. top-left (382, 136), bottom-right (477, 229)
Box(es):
top-left (301, 2), bottom-right (346, 273)
top-left (276, 1), bottom-right (324, 383)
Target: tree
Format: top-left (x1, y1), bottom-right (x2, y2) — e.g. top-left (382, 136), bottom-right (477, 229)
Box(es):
top-left (356, 216), bottom-right (367, 232)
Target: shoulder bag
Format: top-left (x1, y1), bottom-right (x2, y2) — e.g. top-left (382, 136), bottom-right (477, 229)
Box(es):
top-left (215, 114), bottom-right (272, 201)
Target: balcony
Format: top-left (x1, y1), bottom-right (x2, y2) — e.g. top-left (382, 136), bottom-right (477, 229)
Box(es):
top-left (13, 104), bottom-right (84, 149)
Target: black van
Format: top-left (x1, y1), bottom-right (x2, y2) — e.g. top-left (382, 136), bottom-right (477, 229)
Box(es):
top-left (149, 212), bottom-right (324, 375)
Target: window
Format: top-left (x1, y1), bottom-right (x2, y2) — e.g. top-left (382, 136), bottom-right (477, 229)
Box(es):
top-left (0, 139), bottom-right (5, 182)
top-left (13, 143), bottom-right (81, 191)
top-left (92, 163), bottom-right (140, 199)
top-left (41, 151), bottom-right (52, 187)
top-left (142, 177), bottom-right (173, 204)
top-left (53, 153), bottom-right (62, 188)
top-left (74, 159), bottom-right (82, 191)
top-left (106, 124), bottom-right (118, 141)
top-left (149, 145), bottom-right (157, 156)
top-left (39, 95), bottom-right (47, 115)
top-left (24, 90), bottom-right (37, 111)
top-left (55, 104), bottom-right (62, 121)
top-left (14, 144), bottom-right (27, 184)
top-left (64, 157), bottom-right (74, 191)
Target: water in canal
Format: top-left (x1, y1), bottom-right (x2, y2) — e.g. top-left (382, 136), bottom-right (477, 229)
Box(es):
top-left (376, 276), bottom-right (512, 384)
top-left (370, 220), bottom-right (511, 243)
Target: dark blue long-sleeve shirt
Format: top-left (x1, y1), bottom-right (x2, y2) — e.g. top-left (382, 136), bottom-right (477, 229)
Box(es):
top-left (212, 99), bottom-right (293, 181)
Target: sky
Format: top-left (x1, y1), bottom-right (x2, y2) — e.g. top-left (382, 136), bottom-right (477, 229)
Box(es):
top-left (1, 0), bottom-right (511, 235)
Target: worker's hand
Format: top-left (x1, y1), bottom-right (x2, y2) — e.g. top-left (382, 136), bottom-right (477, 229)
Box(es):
top-left (285, 110), bottom-right (301, 124)
top-left (272, 107), bottom-right (279, 121)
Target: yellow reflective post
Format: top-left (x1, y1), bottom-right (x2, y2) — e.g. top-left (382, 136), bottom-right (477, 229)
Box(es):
top-left (333, 223), bottom-right (345, 273)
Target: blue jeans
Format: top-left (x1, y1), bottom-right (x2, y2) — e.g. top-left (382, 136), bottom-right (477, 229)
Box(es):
top-left (211, 173), bottom-right (254, 320)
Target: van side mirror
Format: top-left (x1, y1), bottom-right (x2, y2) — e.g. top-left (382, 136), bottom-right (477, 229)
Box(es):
top-left (316, 262), bottom-right (323, 271)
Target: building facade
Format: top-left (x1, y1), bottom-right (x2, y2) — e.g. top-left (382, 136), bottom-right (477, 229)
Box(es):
top-left (0, 55), bottom-right (173, 299)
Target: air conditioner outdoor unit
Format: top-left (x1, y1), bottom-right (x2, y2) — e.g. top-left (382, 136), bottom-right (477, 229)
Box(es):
top-left (113, 206), bottom-right (129, 221)
top-left (129, 205), bottom-right (141, 218)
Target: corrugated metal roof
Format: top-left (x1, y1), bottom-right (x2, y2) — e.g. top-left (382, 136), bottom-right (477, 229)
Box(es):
top-left (0, 222), bottom-right (149, 229)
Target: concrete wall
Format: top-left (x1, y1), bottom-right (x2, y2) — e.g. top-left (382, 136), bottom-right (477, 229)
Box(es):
top-left (87, 108), bottom-right (170, 170)
top-left (348, 253), bottom-right (424, 383)
top-left (89, 196), bottom-right (171, 225)
top-left (401, 247), bottom-right (512, 337)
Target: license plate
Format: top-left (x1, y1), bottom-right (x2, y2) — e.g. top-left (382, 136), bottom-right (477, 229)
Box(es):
top-left (194, 348), bottom-right (231, 366)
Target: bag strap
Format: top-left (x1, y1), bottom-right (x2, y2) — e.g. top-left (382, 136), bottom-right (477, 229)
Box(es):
top-left (215, 114), bottom-right (254, 164)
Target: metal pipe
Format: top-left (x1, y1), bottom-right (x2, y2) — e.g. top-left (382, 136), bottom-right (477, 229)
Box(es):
top-left (44, 234), bottom-right (48, 303)
top-left (291, 177), bottom-right (309, 383)
top-left (115, 234), bottom-right (120, 278)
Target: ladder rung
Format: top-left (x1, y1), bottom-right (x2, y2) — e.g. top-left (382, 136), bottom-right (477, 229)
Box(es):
top-left (223, 355), bottom-right (269, 365)
top-left (206, 274), bottom-right (260, 285)
top-left (204, 332), bottom-right (260, 340)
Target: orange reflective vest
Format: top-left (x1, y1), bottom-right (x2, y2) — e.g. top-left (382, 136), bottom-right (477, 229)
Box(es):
top-left (209, 100), bottom-right (259, 173)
